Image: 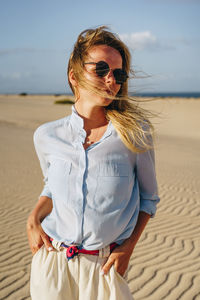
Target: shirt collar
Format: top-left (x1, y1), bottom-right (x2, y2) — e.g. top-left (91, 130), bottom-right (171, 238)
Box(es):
top-left (69, 105), bottom-right (84, 130)
top-left (69, 104), bottom-right (113, 143)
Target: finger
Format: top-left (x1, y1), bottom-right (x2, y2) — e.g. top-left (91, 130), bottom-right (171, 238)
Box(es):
top-left (101, 257), bottom-right (115, 275)
top-left (32, 245), bottom-right (42, 255)
top-left (41, 233), bottom-right (54, 252)
top-left (31, 248), bottom-right (37, 255)
top-left (115, 266), bottom-right (125, 277)
top-left (27, 234), bottom-right (42, 254)
top-left (114, 261), bottom-right (128, 277)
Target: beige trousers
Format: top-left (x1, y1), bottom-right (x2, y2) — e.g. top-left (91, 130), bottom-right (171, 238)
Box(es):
top-left (30, 244), bottom-right (134, 300)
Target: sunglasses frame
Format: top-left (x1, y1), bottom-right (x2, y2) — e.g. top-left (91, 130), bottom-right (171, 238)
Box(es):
top-left (84, 60), bottom-right (128, 84)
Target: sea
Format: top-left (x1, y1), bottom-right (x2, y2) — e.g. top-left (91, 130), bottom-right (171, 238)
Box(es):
top-left (61, 91), bottom-right (200, 98)
top-left (9, 91), bottom-right (200, 98)
top-left (131, 92), bottom-right (200, 98)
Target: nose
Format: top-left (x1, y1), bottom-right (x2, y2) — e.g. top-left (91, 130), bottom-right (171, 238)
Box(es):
top-left (104, 69), bottom-right (115, 83)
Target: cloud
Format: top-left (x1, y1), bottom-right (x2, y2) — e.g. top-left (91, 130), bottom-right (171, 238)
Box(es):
top-left (0, 48), bottom-right (59, 56)
top-left (0, 48), bottom-right (37, 56)
top-left (119, 31), bottom-right (175, 51)
top-left (0, 71), bottom-right (32, 80)
top-left (149, 0), bottom-right (199, 3)
top-left (9, 72), bottom-right (21, 80)
top-left (119, 31), bottom-right (158, 51)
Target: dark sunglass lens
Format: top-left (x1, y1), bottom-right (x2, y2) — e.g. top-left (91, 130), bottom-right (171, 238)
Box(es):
top-left (113, 69), bottom-right (128, 84)
top-left (96, 61), bottom-right (109, 77)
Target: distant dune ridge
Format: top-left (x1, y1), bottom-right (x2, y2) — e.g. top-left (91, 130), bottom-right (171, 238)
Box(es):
top-left (0, 94), bottom-right (200, 300)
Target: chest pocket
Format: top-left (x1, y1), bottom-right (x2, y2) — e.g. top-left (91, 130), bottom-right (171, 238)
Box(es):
top-left (48, 157), bottom-right (71, 202)
top-left (94, 162), bottom-right (132, 211)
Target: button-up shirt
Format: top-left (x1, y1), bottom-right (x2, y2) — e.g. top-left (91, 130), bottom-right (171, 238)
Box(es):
top-left (33, 105), bottom-right (160, 250)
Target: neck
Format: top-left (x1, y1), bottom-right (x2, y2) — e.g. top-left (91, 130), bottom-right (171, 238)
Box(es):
top-left (74, 100), bottom-right (108, 130)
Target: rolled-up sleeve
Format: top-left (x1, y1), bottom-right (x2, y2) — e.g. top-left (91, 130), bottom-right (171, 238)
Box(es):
top-left (136, 147), bottom-right (160, 217)
top-left (33, 127), bottom-right (52, 199)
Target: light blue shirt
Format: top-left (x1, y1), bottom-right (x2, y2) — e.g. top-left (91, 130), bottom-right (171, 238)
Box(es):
top-left (33, 105), bottom-right (160, 250)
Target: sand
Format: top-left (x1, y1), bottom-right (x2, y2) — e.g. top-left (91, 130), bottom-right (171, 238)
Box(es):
top-left (0, 94), bottom-right (199, 300)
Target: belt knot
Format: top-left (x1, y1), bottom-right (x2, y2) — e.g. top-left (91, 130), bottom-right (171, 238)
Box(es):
top-left (66, 245), bottom-right (79, 260)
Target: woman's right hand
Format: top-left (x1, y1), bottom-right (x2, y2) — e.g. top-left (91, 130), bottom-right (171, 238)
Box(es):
top-left (26, 196), bottom-right (54, 255)
top-left (26, 215), bottom-right (53, 255)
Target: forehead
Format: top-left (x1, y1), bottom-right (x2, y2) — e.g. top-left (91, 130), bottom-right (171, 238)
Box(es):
top-left (86, 45), bottom-right (122, 68)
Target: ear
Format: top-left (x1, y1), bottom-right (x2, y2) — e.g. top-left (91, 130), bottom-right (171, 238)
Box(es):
top-left (68, 69), bottom-right (78, 87)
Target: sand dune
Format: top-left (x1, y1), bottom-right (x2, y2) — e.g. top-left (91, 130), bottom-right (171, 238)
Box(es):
top-left (0, 95), bottom-right (200, 300)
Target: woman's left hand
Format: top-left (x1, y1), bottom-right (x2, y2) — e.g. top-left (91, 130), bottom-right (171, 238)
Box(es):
top-left (101, 242), bottom-right (133, 277)
top-left (102, 212), bottom-right (150, 277)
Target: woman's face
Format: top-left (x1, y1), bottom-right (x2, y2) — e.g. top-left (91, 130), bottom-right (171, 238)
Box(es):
top-left (76, 45), bottom-right (123, 107)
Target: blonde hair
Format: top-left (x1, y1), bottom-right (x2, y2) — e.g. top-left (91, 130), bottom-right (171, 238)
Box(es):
top-left (67, 26), bottom-right (154, 153)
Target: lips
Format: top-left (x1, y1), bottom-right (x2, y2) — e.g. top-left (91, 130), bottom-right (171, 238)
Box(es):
top-left (105, 89), bottom-right (114, 96)
top-left (106, 89), bottom-right (112, 94)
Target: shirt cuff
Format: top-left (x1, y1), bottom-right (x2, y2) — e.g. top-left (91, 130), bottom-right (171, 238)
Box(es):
top-left (39, 185), bottom-right (52, 199)
top-left (140, 194), bottom-right (160, 218)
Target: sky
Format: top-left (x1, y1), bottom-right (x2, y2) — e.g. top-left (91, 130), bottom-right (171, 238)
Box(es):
top-left (0, 0), bottom-right (200, 94)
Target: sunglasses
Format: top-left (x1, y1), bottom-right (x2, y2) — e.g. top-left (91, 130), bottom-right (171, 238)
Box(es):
top-left (84, 60), bottom-right (128, 84)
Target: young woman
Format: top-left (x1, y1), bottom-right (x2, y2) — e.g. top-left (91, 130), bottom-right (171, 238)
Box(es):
top-left (27, 26), bottom-right (160, 300)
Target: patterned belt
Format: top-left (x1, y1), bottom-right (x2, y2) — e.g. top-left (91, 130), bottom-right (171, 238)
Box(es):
top-left (50, 238), bottom-right (117, 261)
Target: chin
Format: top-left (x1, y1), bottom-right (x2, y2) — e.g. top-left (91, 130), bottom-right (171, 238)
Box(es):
top-left (98, 98), bottom-right (113, 107)
top-left (96, 94), bottom-right (115, 105)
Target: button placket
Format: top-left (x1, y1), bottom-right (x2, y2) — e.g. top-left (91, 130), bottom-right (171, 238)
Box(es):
top-left (74, 131), bottom-right (87, 244)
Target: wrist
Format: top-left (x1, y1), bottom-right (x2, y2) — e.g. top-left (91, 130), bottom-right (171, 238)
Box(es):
top-left (27, 211), bottom-right (41, 229)
top-left (121, 238), bottom-right (136, 255)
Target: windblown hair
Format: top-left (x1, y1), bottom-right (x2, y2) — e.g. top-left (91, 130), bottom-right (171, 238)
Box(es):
top-left (67, 26), bottom-right (154, 153)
